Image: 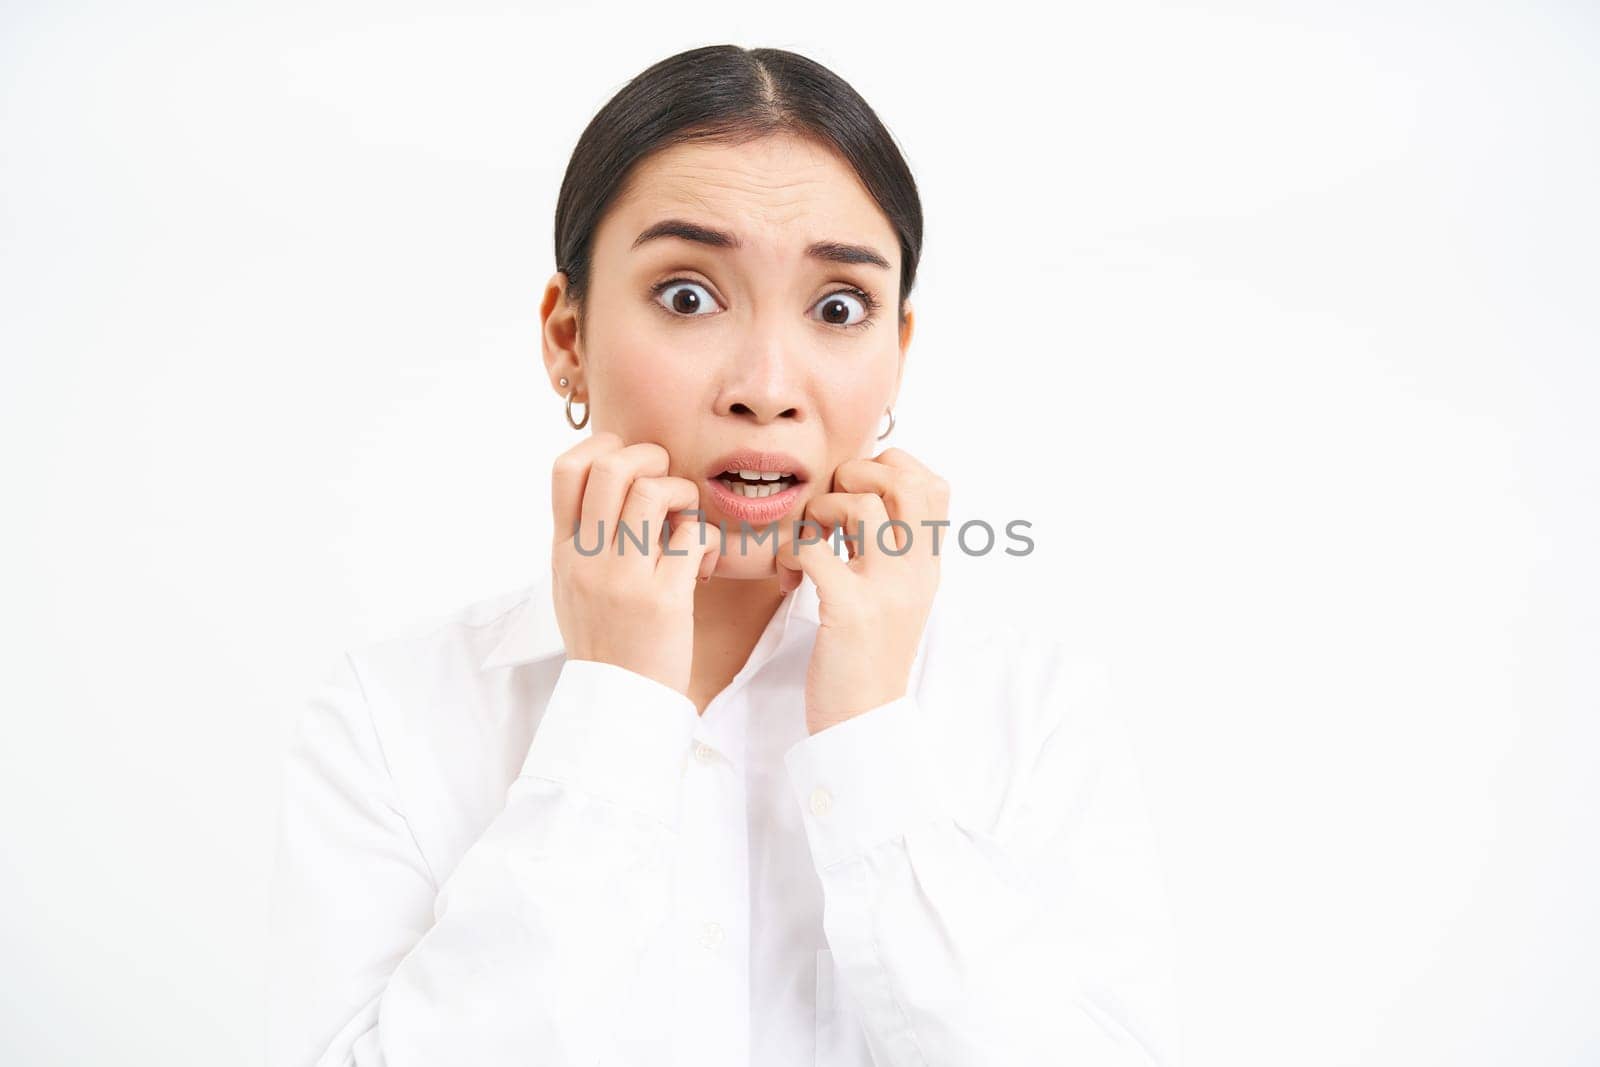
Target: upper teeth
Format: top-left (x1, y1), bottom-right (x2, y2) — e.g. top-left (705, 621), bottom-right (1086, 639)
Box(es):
top-left (732, 469), bottom-right (787, 481)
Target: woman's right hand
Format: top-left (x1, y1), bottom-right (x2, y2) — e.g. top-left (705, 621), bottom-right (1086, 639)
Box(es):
top-left (550, 432), bottom-right (720, 696)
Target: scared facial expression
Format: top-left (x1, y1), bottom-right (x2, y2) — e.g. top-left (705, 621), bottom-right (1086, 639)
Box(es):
top-left (546, 131), bottom-right (915, 579)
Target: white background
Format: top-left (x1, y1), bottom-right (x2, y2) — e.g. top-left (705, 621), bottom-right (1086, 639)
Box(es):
top-left (3, 2), bottom-right (1596, 1064)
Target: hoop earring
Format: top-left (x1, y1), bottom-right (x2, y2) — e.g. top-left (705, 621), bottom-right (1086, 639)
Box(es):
top-left (565, 387), bottom-right (589, 430)
top-left (877, 405), bottom-right (895, 440)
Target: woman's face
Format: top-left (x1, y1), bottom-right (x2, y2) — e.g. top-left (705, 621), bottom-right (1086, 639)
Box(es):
top-left (545, 131), bottom-right (914, 580)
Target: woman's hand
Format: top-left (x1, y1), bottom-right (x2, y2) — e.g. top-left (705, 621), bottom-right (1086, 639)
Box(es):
top-left (550, 432), bottom-right (720, 696)
top-left (775, 447), bottom-right (948, 734)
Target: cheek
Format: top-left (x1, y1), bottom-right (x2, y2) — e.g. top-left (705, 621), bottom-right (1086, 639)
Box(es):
top-left (584, 291), bottom-right (691, 435)
top-left (590, 342), bottom-right (704, 440)
top-left (818, 357), bottom-right (897, 452)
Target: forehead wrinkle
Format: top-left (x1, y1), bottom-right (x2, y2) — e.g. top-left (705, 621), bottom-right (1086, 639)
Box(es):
top-left (614, 143), bottom-right (896, 272)
top-left (646, 145), bottom-right (847, 203)
top-left (637, 184), bottom-right (885, 253)
top-left (616, 131), bottom-right (862, 209)
top-left (651, 174), bottom-right (838, 220)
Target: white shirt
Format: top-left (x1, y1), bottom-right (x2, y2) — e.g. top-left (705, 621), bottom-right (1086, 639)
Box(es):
top-left (267, 570), bottom-right (1180, 1067)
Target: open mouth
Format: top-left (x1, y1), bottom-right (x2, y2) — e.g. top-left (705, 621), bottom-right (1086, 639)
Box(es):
top-left (714, 468), bottom-right (802, 499)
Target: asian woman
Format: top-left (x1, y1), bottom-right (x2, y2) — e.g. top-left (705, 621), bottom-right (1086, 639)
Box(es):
top-left (268, 43), bottom-right (1178, 1067)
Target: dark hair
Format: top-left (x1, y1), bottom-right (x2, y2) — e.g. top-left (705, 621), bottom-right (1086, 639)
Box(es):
top-left (554, 44), bottom-right (922, 334)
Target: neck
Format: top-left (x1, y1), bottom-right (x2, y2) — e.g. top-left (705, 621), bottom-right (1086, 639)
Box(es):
top-left (693, 572), bottom-right (786, 649)
top-left (687, 574), bottom-right (787, 712)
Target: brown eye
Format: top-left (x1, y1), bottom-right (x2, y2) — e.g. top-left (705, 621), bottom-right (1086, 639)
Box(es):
top-left (654, 280), bottom-right (721, 317)
top-left (811, 288), bottom-right (874, 329)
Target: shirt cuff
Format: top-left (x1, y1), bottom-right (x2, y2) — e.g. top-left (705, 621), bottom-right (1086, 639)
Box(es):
top-left (782, 693), bottom-right (948, 871)
top-left (520, 658), bottom-right (700, 828)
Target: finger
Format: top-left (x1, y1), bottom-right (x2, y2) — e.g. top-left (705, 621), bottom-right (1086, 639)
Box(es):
top-left (804, 491), bottom-right (893, 564)
top-left (828, 447), bottom-right (933, 496)
top-left (871, 446), bottom-right (936, 477)
top-left (578, 442), bottom-right (670, 553)
top-left (657, 515), bottom-right (722, 588)
top-left (833, 455), bottom-right (949, 559)
top-left (551, 431), bottom-right (623, 544)
top-left (777, 560), bottom-right (802, 595)
top-left (825, 465), bottom-right (905, 553)
top-left (617, 475), bottom-right (699, 569)
top-left (775, 527), bottom-right (852, 600)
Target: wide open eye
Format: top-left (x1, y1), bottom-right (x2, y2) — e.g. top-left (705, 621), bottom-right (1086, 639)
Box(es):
top-left (811, 287), bottom-right (878, 329)
top-left (652, 279), bottom-right (723, 318)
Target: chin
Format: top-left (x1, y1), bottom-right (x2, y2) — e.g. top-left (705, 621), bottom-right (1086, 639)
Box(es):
top-left (706, 539), bottom-right (783, 581)
top-left (692, 490), bottom-right (810, 581)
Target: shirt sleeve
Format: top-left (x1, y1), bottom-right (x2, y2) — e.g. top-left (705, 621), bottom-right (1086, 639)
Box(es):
top-left (267, 653), bottom-right (700, 1067)
top-left (782, 661), bottom-right (1181, 1067)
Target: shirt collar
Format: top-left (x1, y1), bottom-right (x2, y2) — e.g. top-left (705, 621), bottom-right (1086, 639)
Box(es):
top-left (478, 570), bottom-right (823, 672)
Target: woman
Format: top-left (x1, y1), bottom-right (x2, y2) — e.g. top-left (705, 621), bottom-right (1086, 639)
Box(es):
top-left (268, 44), bottom-right (1178, 1067)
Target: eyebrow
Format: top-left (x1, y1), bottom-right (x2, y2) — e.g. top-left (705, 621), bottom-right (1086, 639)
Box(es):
top-left (631, 217), bottom-right (892, 271)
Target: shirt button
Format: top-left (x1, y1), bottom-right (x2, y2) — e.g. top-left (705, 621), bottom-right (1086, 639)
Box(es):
top-left (809, 786), bottom-right (833, 817)
top-left (693, 742), bottom-right (717, 765)
top-left (700, 921), bottom-right (724, 950)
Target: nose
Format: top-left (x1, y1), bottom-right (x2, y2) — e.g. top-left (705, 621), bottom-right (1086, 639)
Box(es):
top-left (715, 330), bottom-right (807, 424)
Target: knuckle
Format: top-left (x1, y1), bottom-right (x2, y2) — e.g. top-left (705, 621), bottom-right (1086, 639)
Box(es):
top-left (629, 480), bottom-right (664, 510)
top-left (633, 442), bottom-right (669, 466)
top-left (591, 453), bottom-right (627, 480)
top-left (910, 477), bottom-right (946, 507)
top-left (854, 491), bottom-right (887, 511)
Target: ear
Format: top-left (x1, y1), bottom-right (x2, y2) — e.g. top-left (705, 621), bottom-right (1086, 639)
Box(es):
top-left (892, 299), bottom-right (915, 404)
top-left (540, 270), bottom-right (584, 397)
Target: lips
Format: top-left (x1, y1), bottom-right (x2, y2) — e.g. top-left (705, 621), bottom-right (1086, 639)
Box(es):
top-left (701, 449), bottom-right (811, 527)
top-left (702, 449), bottom-right (812, 485)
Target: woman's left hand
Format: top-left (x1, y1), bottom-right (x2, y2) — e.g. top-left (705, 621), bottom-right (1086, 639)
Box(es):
top-left (775, 447), bottom-right (949, 735)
